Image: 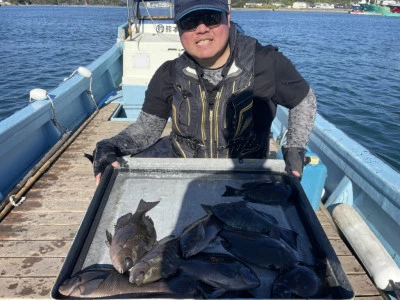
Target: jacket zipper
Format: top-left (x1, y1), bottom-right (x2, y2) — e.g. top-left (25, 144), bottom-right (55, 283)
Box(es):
top-left (209, 109), bottom-right (213, 158)
top-left (213, 86), bottom-right (224, 158)
top-left (200, 87), bottom-right (207, 155)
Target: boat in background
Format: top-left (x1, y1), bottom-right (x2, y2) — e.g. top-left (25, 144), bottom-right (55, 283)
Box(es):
top-left (360, 1), bottom-right (390, 14)
top-left (0, 0), bottom-right (400, 298)
top-left (349, 3), bottom-right (365, 13)
top-left (386, 3), bottom-right (400, 16)
top-left (350, 0), bottom-right (400, 15)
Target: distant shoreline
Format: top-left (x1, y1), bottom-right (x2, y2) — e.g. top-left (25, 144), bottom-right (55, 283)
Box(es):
top-left (0, 4), bottom-right (351, 13)
top-left (232, 7), bottom-right (350, 14)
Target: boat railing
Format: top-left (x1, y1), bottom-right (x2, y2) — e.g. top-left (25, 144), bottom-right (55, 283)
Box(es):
top-left (272, 105), bottom-right (400, 269)
top-left (0, 43), bottom-right (124, 204)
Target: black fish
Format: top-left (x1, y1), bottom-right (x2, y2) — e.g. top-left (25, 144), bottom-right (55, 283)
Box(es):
top-left (220, 230), bottom-right (298, 270)
top-left (106, 199), bottom-right (159, 274)
top-left (179, 253), bottom-right (260, 298)
top-left (202, 201), bottom-right (298, 249)
top-left (129, 235), bottom-right (181, 285)
top-left (59, 266), bottom-right (202, 298)
top-left (180, 208), bottom-right (223, 258)
top-left (271, 264), bottom-right (322, 298)
top-left (222, 181), bottom-right (292, 205)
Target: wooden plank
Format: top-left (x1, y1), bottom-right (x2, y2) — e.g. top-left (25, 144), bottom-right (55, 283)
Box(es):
top-left (315, 209), bottom-right (332, 226)
top-left (12, 200), bottom-right (90, 213)
top-left (348, 274), bottom-right (381, 297)
top-left (22, 188), bottom-right (93, 201)
top-left (321, 224), bottom-right (341, 240)
top-left (1, 212), bottom-right (85, 226)
top-left (0, 241), bottom-right (71, 258)
top-left (330, 239), bottom-right (353, 256)
top-left (0, 225), bottom-right (78, 241)
top-left (29, 177), bottom-right (94, 191)
top-left (338, 255), bottom-right (367, 275)
top-left (0, 277), bottom-right (55, 298)
top-left (0, 257), bottom-right (64, 277)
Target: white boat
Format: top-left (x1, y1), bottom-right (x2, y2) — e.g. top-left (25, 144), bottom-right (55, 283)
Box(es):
top-left (0, 0), bottom-right (399, 298)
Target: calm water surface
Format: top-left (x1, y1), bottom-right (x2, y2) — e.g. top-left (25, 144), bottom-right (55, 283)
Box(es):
top-left (0, 6), bottom-right (399, 171)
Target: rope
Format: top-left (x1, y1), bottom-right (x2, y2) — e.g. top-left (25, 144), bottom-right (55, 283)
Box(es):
top-left (0, 108), bottom-right (99, 222)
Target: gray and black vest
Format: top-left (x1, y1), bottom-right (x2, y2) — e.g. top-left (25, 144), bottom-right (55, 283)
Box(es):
top-left (170, 30), bottom-right (269, 159)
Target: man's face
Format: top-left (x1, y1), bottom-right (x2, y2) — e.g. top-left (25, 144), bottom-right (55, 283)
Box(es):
top-left (178, 10), bottom-right (231, 69)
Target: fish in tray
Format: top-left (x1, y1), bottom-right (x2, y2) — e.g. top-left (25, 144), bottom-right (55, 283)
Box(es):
top-left (179, 252), bottom-right (260, 298)
top-left (271, 263), bottom-right (323, 298)
top-left (180, 209), bottom-right (223, 258)
top-left (222, 180), bottom-right (292, 205)
top-left (202, 201), bottom-right (299, 249)
top-left (106, 199), bottom-right (159, 274)
top-left (220, 229), bottom-right (299, 270)
top-left (129, 235), bottom-right (181, 285)
top-left (58, 265), bottom-right (202, 298)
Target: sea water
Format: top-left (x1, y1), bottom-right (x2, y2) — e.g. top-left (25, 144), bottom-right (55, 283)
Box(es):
top-left (0, 6), bottom-right (399, 171)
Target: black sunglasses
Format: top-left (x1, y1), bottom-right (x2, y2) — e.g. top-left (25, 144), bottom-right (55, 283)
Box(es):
top-left (178, 11), bottom-right (223, 31)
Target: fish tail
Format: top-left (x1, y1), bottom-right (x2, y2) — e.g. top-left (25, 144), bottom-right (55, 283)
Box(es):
top-left (222, 185), bottom-right (242, 197)
top-left (136, 199), bottom-right (160, 215)
top-left (200, 204), bottom-right (212, 214)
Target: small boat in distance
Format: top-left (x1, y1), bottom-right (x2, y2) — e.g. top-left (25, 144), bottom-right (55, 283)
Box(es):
top-left (386, 3), bottom-right (400, 15)
top-left (349, 3), bottom-right (365, 13)
top-left (349, 0), bottom-right (400, 15)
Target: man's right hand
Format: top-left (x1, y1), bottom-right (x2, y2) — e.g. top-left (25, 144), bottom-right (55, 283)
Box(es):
top-left (93, 140), bottom-right (120, 186)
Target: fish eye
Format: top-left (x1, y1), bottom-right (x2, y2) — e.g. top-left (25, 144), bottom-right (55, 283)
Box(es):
top-left (135, 271), bottom-right (145, 284)
top-left (125, 257), bottom-right (134, 268)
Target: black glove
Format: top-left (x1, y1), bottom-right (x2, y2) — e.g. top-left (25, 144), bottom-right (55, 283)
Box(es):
top-left (93, 140), bottom-right (119, 177)
top-left (282, 147), bottom-right (307, 177)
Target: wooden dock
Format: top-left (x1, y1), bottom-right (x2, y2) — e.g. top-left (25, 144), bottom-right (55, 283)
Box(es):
top-left (0, 103), bottom-right (383, 298)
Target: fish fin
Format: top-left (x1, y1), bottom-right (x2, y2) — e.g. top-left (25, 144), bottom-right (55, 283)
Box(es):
top-left (200, 204), bottom-right (212, 214)
top-left (115, 213), bottom-right (133, 227)
top-left (197, 222), bottom-right (206, 239)
top-left (278, 227), bottom-right (299, 250)
top-left (105, 230), bottom-right (112, 246)
top-left (269, 227), bottom-right (281, 240)
top-left (182, 225), bottom-right (206, 258)
top-left (207, 287), bottom-right (227, 298)
top-left (158, 235), bottom-right (176, 244)
top-left (144, 215), bottom-right (156, 227)
top-left (78, 278), bottom-right (105, 296)
top-left (83, 152), bottom-right (94, 164)
top-left (220, 240), bottom-right (232, 252)
top-left (197, 282), bottom-right (226, 299)
top-left (222, 185), bottom-right (242, 197)
top-left (135, 199), bottom-right (160, 216)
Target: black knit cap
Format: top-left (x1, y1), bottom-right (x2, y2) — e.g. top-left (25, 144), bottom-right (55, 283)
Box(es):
top-left (174, 0), bottom-right (229, 22)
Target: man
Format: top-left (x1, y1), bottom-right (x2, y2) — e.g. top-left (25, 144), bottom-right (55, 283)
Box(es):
top-left (93, 0), bottom-right (316, 185)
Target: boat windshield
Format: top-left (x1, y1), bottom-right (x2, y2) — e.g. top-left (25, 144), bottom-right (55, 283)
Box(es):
top-left (130, 0), bottom-right (174, 20)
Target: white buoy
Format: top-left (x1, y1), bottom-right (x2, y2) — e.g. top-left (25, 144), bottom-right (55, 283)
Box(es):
top-left (77, 66), bottom-right (92, 78)
top-left (331, 203), bottom-right (400, 291)
top-left (29, 88), bottom-right (48, 101)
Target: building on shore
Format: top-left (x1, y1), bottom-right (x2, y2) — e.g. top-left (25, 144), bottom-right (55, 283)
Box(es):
top-left (292, 1), bottom-right (308, 8)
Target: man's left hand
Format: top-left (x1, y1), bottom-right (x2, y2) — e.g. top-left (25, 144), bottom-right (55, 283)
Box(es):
top-left (282, 147), bottom-right (307, 178)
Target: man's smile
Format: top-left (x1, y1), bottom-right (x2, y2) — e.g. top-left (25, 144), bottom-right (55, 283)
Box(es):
top-left (196, 39), bottom-right (213, 45)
